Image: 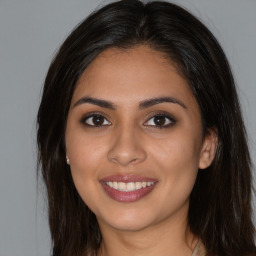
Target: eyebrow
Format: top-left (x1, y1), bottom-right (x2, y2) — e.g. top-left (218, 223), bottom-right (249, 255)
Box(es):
top-left (139, 97), bottom-right (187, 109)
top-left (73, 97), bottom-right (116, 109)
top-left (73, 96), bottom-right (187, 110)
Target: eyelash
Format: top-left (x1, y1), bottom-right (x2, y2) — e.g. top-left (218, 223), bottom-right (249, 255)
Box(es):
top-left (80, 112), bottom-right (176, 129)
top-left (80, 112), bottom-right (112, 128)
top-left (145, 112), bottom-right (176, 129)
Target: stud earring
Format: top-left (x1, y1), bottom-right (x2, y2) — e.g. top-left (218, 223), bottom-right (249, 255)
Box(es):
top-left (66, 156), bottom-right (70, 165)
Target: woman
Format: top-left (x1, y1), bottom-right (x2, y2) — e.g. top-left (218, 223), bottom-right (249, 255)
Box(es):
top-left (37, 0), bottom-right (256, 255)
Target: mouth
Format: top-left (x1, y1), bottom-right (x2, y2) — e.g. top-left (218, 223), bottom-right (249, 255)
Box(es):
top-left (100, 175), bottom-right (158, 202)
top-left (104, 181), bottom-right (155, 191)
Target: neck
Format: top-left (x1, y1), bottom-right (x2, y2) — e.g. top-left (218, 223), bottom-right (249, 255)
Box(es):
top-left (97, 210), bottom-right (198, 256)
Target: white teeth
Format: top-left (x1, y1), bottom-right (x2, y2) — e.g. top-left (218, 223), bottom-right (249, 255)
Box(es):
top-left (127, 182), bottom-right (135, 190)
top-left (135, 182), bottom-right (142, 190)
top-left (113, 181), bottom-right (118, 189)
top-left (105, 181), bottom-right (155, 191)
top-left (118, 182), bottom-right (126, 190)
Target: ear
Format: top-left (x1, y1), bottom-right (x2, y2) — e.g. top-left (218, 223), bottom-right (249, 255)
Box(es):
top-left (199, 128), bottom-right (218, 169)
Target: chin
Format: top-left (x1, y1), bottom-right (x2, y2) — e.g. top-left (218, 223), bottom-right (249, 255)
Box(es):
top-left (97, 207), bottom-right (157, 232)
top-left (102, 218), bottom-right (153, 232)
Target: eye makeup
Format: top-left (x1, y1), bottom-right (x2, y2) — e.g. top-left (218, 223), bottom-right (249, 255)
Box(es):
top-left (80, 110), bottom-right (177, 129)
top-left (143, 111), bottom-right (177, 129)
top-left (80, 111), bottom-right (112, 128)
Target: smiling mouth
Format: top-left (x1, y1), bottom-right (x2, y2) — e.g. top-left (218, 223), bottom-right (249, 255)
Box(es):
top-left (104, 181), bottom-right (155, 191)
top-left (100, 175), bottom-right (157, 202)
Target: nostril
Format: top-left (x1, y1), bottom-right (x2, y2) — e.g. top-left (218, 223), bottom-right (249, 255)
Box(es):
top-left (108, 154), bottom-right (140, 166)
top-left (107, 131), bottom-right (147, 166)
top-left (107, 149), bottom-right (147, 166)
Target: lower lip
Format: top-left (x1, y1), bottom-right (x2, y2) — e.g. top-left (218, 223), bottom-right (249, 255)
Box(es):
top-left (101, 182), bottom-right (156, 202)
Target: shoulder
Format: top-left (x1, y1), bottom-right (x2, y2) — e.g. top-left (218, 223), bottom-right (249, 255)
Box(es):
top-left (192, 241), bottom-right (256, 256)
top-left (192, 240), bottom-right (207, 256)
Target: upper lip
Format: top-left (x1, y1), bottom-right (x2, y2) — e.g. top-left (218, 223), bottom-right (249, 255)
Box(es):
top-left (99, 174), bottom-right (158, 183)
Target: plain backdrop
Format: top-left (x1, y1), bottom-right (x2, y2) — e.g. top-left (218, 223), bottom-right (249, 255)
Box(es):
top-left (0, 0), bottom-right (255, 255)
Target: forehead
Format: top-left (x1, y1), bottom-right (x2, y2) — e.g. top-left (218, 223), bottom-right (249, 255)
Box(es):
top-left (72, 45), bottom-right (198, 112)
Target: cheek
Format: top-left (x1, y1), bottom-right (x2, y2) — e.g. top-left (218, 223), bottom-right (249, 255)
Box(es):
top-left (65, 121), bottom-right (106, 196)
top-left (149, 128), bottom-right (201, 191)
top-left (66, 118), bottom-right (107, 168)
top-left (67, 136), bottom-right (106, 178)
top-left (151, 127), bottom-right (201, 168)
top-left (149, 137), bottom-right (199, 215)
top-left (66, 136), bottom-right (107, 211)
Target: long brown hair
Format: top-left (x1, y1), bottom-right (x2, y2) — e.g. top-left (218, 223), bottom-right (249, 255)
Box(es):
top-left (37, 1), bottom-right (256, 255)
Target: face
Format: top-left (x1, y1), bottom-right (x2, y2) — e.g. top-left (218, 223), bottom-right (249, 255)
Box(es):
top-left (65, 45), bottom-right (216, 233)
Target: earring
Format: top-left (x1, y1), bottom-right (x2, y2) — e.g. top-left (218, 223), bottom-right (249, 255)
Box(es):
top-left (66, 156), bottom-right (70, 165)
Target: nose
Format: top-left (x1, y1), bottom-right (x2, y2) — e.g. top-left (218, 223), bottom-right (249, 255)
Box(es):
top-left (107, 126), bottom-right (147, 166)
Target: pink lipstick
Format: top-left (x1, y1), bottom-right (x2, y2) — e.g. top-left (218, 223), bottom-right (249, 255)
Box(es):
top-left (100, 175), bottom-right (157, 202)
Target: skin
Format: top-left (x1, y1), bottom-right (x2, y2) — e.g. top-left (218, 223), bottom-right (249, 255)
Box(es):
top-left (65, 45), bottom-right (217, 256)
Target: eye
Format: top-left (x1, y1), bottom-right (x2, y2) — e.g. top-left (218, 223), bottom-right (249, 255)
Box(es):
top-left (144, 114), bottom-right (176, 128)
top-left (82, 114), bottom-right (111, 127)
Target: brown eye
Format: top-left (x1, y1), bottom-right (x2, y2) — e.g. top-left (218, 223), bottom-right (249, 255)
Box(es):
top-left (92, 115), bottom-right (104, 126)
top-left (153, 116), bottom-right (167, 126)
top-left (83, 114), bottom-right (111, 127)
top-left (145, 114), bottom-right (176, 128)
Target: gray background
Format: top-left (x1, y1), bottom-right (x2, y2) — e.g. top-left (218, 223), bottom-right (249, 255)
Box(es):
top-left (0, 0), bottom-right (255, 255)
